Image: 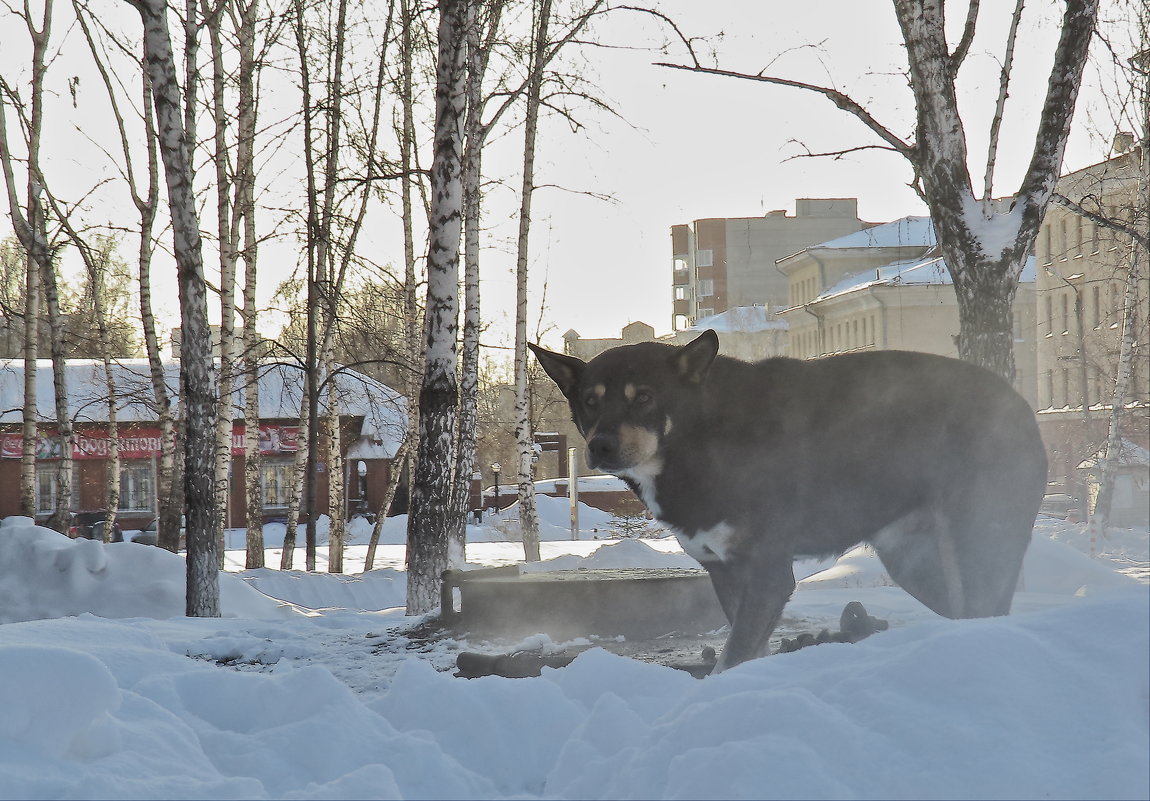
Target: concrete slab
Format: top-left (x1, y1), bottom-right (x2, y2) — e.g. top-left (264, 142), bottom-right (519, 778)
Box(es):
top-left (441, 566), bottom-right (727, 640)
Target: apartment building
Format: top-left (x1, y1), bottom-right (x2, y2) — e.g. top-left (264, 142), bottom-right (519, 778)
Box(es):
top-left (775, 216), bottom-right (1038, 408)
top-left (670, 198), bottom-right (871, 332)
top-left (1034, 146), bottom-right (1149, 517)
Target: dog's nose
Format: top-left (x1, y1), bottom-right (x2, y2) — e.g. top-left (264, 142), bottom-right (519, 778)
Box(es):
top-left (587, 433), bottom-right (618, 466)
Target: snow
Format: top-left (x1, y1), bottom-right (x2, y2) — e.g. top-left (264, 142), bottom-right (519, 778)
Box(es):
top-left (0, 359), bottom-right (406, 451)
top-left (693, 306), bottom-right (788, 333)
top-left (815, 254), bottom-right (1037, 303)
top-left (0, 507), bottom-right (1146, 800)
top-left (808, 215), bottom-right (935, 250)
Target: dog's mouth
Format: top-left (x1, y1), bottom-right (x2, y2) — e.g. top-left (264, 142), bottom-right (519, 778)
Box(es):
top-left (585, 424), bottom-right (659, 473)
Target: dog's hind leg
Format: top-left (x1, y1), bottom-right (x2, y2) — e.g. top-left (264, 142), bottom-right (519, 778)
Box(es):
top-left (872, 508), bottom-right (967, 619)
top-left (874, 505), bottom-right (1032, 620)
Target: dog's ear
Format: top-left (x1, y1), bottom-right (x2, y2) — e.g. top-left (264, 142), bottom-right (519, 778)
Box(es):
top-left (675, 329), bottom-right (719, 384)
top-left (528, 342), bottom-right (584, 399)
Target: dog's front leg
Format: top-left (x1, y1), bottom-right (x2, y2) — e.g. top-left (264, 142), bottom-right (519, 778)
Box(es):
top-left (713, 552), bottom-right (796, 673)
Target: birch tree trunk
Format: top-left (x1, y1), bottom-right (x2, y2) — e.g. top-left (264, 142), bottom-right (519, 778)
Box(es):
top-left (40, 236), bottom-right (73, 533)
top-left (132, 0), bottom-right (220, 617)
top-left (364, 440), bottom-right (407, 571)
top-left (207, 3), bottom-right (239, 562)
top-left (0, 0), bottom-right (53, 519)
top-left (281, 389), bottom-right (309, 570)
top-left (406, 0), bottom-right (468, 614)
top-left (512, 0), bottom-right (553, 562)
top-left (1089, 73), bottom-right (1148, 539)
top-left (238, 0), bottom-right (264, 568)
top-left (450, 1), bottom-right (485, 568)
top-left (324, 355), bottom-right (345, 573)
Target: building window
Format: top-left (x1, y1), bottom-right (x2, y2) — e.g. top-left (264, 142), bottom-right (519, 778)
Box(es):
top-left (35, 464), bottom-right (58, 515)
top-left (697, 308), bottom-right (713, 320)
top-left (1092, 285), bottom-right (1101, 328)
top-left (697, 279), bottom-right (714, 297)
top-left (674, 286), bottom-right (690, 301)
top-left (34, 464), bottom-right (80, 515)
top-left (118, 462), bottom-right (155, 513)
top-left (673, 314), bottom-right (690, 331)
top-left (1044, 295), bottom-right (1054, 336)
top-left (695, 249), bottom-right (713, 268)
top-left (1061, 293), bottom-right (1070, 334)
top-left (262, 458), bottom-right (294, 509)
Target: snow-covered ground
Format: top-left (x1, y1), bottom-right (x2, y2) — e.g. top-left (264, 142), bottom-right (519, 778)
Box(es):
top-left (0, 500), bottom-right (1146, 800)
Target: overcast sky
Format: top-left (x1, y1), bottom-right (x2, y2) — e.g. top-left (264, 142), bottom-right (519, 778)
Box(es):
top-left (503, 0), bottom-right (1130, 349)
top-left (1, 1), bottom-right (1132, 356)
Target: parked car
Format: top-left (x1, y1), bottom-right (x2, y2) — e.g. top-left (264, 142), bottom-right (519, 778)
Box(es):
top-left (131, 516), bottom-right (187, 550)
top-left (68, 510), bottom-right (124, 542)
top-left (1039, 493), bottom-right (1079, 520)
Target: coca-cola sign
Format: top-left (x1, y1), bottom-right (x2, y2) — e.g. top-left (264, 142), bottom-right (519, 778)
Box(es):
top-left (1, 424), bottom-right (301, 459)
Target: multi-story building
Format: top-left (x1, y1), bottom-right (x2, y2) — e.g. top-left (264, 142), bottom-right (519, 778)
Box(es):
top-left (1034, 145), bottom-right (1149, 520)
top-left (775, 215), bottom-right (1039, 408)
top-left (670, 198), bottom-right (872, 332)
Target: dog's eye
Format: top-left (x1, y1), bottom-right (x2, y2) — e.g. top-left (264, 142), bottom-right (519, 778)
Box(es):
top-left (582, 393), bottom-right (598, 409)
top-left (634, 390), bottom-right (652, 406)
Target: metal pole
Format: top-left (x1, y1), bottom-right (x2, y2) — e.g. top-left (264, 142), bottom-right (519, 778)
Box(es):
top-left (568, 447), bottom-right (578, 539)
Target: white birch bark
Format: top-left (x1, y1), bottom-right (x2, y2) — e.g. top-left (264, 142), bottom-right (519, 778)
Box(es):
top-left (1089, 83), bottom-right (1148, 540)
top-left (132, 0), bottom-right (220, 617)
top-left (207, 4), bottom-right (239, 561)
top-left (238, 0), bottom-right (264, 568)
top-left (364, 440), bottom-right (407, 571)
top-left (512, 0), bottom-right (553, 563)
top-left (406, 0), bottom-right (468, 614)
top-left (0, 0), bottom-right (53, 519)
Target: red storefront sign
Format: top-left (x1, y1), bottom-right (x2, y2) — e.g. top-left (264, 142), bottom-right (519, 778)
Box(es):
top-left (0, 424), bottom-right (300, 460)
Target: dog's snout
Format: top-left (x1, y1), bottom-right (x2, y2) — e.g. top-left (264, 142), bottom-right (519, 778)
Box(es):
top-left (587, 433), bottom-right (618, 466)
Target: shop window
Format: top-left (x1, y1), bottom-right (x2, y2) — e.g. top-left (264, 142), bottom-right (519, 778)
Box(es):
top-left (118, 461), bottom-right (155, 513)
top-left (34, 464), bottom-right (80, 515)
top-left (262, 458), bottom-right (294, 509)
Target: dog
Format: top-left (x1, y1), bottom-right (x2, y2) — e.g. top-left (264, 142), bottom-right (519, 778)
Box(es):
top-left (530, 330), bottom-right (1048, 672)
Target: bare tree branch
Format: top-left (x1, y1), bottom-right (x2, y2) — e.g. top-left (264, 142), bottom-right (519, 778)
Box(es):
top-left (652, 61), bottom-right (913, 158)
top-left (950, 0), bottom-right (981, 71)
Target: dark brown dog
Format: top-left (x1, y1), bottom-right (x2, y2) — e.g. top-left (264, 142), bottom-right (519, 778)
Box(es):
top-left (530, 330), bottom-right (1048, 672)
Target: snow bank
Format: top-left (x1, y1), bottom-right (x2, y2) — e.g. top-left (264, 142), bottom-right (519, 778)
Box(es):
top-left (0, 517), bottom-right (289, 623)
top-left (0, 587), bottom-right (1143, 799)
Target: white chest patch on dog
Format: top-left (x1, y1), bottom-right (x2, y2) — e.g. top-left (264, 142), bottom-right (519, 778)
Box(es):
top-left (675, 522), bottom-right (737, 564)
top-left (616, 459), bottom-right (663, 519)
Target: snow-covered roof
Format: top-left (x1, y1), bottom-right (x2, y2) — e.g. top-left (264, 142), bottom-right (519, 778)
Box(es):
top-left (809, 215), bottom-right (935, 251)
top-left (1078, 439), bottom-right (1150, 470)
top-left (814, 255), bottom-right (1036, 303)
top-left (0, 359), bottom-right (407, 455)
top-left (692, 306), bottom-right (788, 333)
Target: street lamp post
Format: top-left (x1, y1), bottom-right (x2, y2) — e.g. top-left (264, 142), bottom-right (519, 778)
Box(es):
top-left (491, 462), bottom-right (501, 512)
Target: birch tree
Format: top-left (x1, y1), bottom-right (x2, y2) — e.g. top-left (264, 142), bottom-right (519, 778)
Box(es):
top-left (509, 0), bottom-right (553, 562)
top-left (406, 0), bottom-right (469, 614)
top-left (73, 0), bottom-right (183, 551)
top-left (0, 0), bottom-right (54, 520)
top-left (1057, 8), bottom-right (1149, 539)
top-left (206, 0), bottom-right (241, 563)
top-left (236, 0), bottom-right (264, 569)
top-left (130, 0), bottom-right (220, 616)
top-left (657, 0), bottom-right (1099, 382)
